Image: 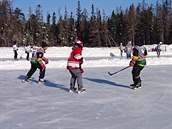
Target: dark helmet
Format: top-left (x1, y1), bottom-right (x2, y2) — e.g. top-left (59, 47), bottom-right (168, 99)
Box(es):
top-left (41, 41), bottom-right (48, 48)
top-left (135, 36), bottom-right (143, 46)
top-left (135, 41), bottom-right (142, 46)
top-left (13, 40), bottom-right (17, 45)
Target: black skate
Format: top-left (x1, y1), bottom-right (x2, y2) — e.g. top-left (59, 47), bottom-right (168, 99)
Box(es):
top-left (130, 83), bottom-right (141, 89)
top-left (69, 87), bottom-right (77, 93)
top-left (135, 83), bottom-right (141, 89)
top-left (77, 88), bottom-right (86, 94)
top-left (129, 84), bottom-right (137, 89)
top-left (22, 76), bottom-right (29, 83)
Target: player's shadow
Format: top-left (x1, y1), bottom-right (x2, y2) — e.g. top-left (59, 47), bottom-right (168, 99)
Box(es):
top-left (18, 75), bottom-right (69, 92)
top-left (44, 80), bottom-right (69, 92)
top-left (18, 75), bottom-right (29, 81)
top-left (84, 77), bottom-right (130, 89)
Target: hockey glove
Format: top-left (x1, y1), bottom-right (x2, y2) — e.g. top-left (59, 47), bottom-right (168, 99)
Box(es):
top-left (80, 68), bottom-right (84, 73)
top-left (129, 60), bottom-right (135, 67)
top-left (44, 58), bottom-right (49, 64)
top-left (40, 63), bottom-right (46, 70)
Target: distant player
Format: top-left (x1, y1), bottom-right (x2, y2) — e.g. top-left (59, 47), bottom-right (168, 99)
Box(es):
top-left (119, 43), bottom-right (124, 57)
top-left (12, 40), bottom-right (18, 60)
top-left (124, 41), bottom-right (133, 59)
top-left (155, 42), bottom-right (162, 57)
top-left (24, 43), bottom-right (31, 61)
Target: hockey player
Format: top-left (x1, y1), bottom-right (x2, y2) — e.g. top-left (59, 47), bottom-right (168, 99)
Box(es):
top-left (129, 37), bottom-right (147, 89)
top-left (124, 41), bottom-right (133, 59)
top-left (24, 43), bottom-right (31, 61)
top-left (12, 40), bottom-right (18, 60)
top-left (67, 39), bottom-right (85, 93)
top-left (155, 42), bottom-right (162, 57)
top-left (22, 41), bottom-right (49, 83)
top-left (119, 43), bottom-right (124, 57)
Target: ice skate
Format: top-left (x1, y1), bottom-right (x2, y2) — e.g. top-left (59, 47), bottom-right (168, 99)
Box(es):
top-left (69, 87), bottom-right (77, 93)
top-left (22, 76), bottom-right (29, 83)
top-left (129, 84), bottom-right (137, 89)
top-left (130, 81), bottom-right (141, 89)
top-left (77, 88), bottom-right (86, 94)
top-left (135, 82), bottom-right (141, 89)
top-left (38, 78), bottom-right (45, 84)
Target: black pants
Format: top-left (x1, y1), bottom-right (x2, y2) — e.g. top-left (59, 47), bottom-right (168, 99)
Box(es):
top-left (26, 63), bottom-right (45, 79)
top-left (14, 50), bottom-right (18, 59)
top-left (126, 53), bottom-right (131, 59)
top-left (132, 65), bottom-right (144, 85)
top-left (25, 52), bottom-right (30, 60)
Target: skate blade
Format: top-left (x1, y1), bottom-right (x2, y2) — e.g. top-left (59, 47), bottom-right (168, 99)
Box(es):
top-left (77, 90), bottom-right (86, 94)
top-left (129, 86), bottom-right (137, 90)
top-left (22, 80), bottom-right (29, 83)
top-left (38, 81), bottom-right (45, 84)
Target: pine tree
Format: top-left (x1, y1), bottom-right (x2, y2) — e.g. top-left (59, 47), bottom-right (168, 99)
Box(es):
top-left (126, 4), bottom-right (136, 45)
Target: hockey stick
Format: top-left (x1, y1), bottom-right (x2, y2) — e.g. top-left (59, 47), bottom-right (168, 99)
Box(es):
top-left (108, 66), bottom-right (130, 76)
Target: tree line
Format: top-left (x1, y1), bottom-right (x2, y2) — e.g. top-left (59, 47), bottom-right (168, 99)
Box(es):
top-left (0, 0), bottom-right (172, 47)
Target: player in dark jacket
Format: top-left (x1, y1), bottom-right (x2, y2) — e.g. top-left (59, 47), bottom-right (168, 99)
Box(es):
top-left (22, 41), bottom-right (49, 83)
top-left (12, 40), bottom-right (18, 60)
top-left (129, 39), bottom-right (147, 89)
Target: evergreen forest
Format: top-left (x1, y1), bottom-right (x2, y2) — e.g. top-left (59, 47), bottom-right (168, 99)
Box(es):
top-left (0, 0), bottom-right (172, 47)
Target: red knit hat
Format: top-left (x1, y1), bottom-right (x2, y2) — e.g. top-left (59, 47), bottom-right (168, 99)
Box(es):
top-left (74, 39), bottom-right (83, 47)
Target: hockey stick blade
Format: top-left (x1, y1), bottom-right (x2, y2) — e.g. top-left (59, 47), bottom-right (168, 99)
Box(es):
top-left (108, 72), bottom-right (113, 76)
top-left (108, 66), bottom-right (130, 76)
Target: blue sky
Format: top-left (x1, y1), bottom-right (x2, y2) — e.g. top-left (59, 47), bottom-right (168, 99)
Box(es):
top-left (12, 0), bottom-right (159, 19)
